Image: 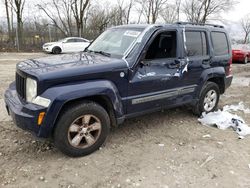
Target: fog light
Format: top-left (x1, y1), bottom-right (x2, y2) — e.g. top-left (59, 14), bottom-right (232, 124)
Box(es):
top-left (38, 112), bottom-right (46, 126)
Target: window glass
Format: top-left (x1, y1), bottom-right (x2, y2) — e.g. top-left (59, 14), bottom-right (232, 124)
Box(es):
top-left (201, 32), bottom-right (207, 55)
top-left (76, 38), bottom-right (87, 42)
top-left (88, 28), bottom-right (143, 57)
top-left (185, 31), bottom-right (207, 57)
top-left (145, 31), bottom-right (177, 59)
top-left (211, 32), bottom-right (229, 56)
top-left (66, 39), bottom-right (76, 43)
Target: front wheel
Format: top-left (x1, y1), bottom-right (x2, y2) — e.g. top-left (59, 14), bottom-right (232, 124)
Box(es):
top-left (52, 46), bottom-right (62, 54)
top-left (54, 101), bottom-right (110, 157)
top-left (244, 56), bottom-right (248, 64)
top-left (193, 82), bottom-right (220, 115)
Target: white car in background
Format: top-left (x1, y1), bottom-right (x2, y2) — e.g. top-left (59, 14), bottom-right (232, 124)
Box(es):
top-left (42, 37), bottom-right (90, 54)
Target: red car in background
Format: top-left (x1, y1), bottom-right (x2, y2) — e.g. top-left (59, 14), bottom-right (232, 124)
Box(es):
top-left (232, 44), bottom-right (250, 64)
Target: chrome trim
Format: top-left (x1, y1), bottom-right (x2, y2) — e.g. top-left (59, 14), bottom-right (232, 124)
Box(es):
top-left (130, 85), bottom-right (197, 105)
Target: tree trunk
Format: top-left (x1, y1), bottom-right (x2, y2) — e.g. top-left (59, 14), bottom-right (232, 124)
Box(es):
top-left (5, 0), bottom-right (12, 41)
top-left (244, 34), bottom-right (248, 44)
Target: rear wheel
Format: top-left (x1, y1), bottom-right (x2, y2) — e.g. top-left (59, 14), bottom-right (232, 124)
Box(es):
top-left (54, 101), bottom-right (110, 157)
top-left (52, 46), bottom-right (62, 54)
top-left (193, 82), bottom-right (220, 116)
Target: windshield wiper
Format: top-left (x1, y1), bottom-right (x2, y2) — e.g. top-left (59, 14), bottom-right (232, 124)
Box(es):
top-left (94, 51), bottom-right (111, 57)
top-left (87, 49), bottom-right (111, 57)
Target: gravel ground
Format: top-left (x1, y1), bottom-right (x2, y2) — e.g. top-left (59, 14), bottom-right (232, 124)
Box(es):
top-left (0, 53), bottom-right (250, 188)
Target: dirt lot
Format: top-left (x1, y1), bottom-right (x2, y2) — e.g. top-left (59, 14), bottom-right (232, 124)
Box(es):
top-left (0, 53), bottom-right (250, 188)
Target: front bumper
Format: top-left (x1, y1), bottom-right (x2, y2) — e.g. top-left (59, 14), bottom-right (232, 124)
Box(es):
top-left (4, 82), bottom-right (49, 138)
top-left (42, 46), bottom-right (52, 53)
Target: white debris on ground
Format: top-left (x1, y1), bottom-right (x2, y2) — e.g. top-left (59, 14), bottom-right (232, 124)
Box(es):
top-left (223, 101), bottom-right (250, 114)
top-left (198, 102), bottom-right (250, 138)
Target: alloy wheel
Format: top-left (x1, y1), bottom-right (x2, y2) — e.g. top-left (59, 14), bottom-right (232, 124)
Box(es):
top-left (67, 114), bottom-right (102, 149)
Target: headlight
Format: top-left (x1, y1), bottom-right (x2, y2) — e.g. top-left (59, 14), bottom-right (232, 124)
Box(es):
top-left (26, 78), bottom-right (37, 102)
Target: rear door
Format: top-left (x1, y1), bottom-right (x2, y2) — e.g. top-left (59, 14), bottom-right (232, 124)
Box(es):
top-left (182, 29), bottom-right (210, 86)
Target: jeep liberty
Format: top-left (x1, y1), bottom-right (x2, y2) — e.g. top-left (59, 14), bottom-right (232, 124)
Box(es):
top-left (5, 22), bottom-right (233, 156)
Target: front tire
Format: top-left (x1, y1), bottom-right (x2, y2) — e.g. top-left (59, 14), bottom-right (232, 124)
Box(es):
top-left (54, 101), bottom-right (110, 157)
top-left (52, 46), bottom-right (62, 54)
top-left (193, 82), bottom-right (220, 116)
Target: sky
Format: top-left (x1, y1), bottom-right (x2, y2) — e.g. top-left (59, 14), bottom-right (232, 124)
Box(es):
top-left (0, 0), bottom-right (249, 22)
top-left (223, 0), bottom-right (250, 22)
top-left (0, 0), bottom-right (250, 22)
top-left (0, 0), bottom-right (250, 39)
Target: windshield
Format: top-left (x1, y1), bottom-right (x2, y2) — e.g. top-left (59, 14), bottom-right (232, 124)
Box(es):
top-left (87, 28), bottom-right (143, 58)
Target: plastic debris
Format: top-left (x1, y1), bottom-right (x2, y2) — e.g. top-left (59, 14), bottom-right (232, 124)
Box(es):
top-left (232, 118), bottom-right (250, 137)
top-left (223, 102), bottom-right (250, 114)
top-left (198, 107), bottom-right (250, 138)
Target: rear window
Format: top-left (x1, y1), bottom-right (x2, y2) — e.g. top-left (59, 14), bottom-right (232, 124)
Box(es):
top-left (211, 32), bottom-right (229, 56)
top-left (185, 31), bottom-right (208, 57)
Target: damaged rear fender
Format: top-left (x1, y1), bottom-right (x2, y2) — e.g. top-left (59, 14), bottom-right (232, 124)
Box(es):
top-left (195, 67), bottom-right (226, 99)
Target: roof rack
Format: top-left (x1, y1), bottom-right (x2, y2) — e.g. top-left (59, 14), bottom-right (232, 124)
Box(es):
top-left (175, 22), bottom-right (224, 28)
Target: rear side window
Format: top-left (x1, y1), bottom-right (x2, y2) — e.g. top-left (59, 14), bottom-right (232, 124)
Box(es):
top-left (76, 38), bottom-right (88, 42)
top-left (211, 32), bottom-right (229, 56)
top-left (185, 31), bottom-right (208, 57)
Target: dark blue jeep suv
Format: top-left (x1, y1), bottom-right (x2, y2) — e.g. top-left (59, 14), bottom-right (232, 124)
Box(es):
top-left (5, 23), bottom-right (233, 156)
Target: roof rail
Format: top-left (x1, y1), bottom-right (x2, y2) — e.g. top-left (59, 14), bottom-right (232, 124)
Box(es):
top-left (175, 22), bottom-right (224, 28)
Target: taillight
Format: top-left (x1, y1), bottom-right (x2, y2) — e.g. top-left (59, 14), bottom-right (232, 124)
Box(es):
top-left (226, 57), bottom-right (232, 76)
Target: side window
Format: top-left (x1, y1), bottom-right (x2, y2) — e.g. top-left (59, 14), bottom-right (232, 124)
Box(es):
top-left (76, 38), bottom-right (86, 42)
top-left (211, 32), bottom-right (229, 56)
top-left (66, 39), bottom-right (76, 43)
top-left (145, 31), bottom-right (177, 59)
top-left (185, 31), bottom-right (208, 57)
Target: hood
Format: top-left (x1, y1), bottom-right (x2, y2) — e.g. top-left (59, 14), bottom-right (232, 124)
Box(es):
top-left (16, 52), bottom-right (128, 81)
top-left (43, 42), bottom-right (58, 46)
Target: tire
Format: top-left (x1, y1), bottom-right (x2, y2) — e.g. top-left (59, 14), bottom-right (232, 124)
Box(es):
top-left (54, 101), bottom-right (110, 157)
top-left (192, 82), bottom-right (220, 116)
top-left (52, 46), bottom-right (62, 54)
top-left (244, 56), bottom-right (248, 64)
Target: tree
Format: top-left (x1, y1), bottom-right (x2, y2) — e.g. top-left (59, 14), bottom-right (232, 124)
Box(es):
top-left (10, 0), bottom-right (25, 48)
top-left (37, 0), bottom-right (74, 37)
top-left (71, 0), bottom-right (90, 37)
top-left (4, 0), bottom-right (11, 41)
top-left (241, 15), bottom-right (250, 44)
top-left (136, 0), bottom-right (168, 24)
top-left (183, 0), bottom-right (235, 24)
top-left (161, 3), bottom-right (179, 23)
top-left (116, 0), bottom-right (134, 24)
